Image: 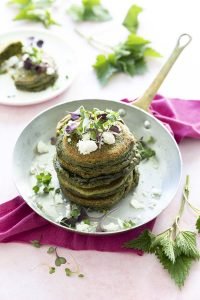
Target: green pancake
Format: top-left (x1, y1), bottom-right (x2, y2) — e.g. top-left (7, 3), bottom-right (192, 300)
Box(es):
top-left (13, 68), bottom-right (58, 92)
top-left (60, 170), bottom-right (139, 209)
top-left (0, 41), bottom-right (22, 66)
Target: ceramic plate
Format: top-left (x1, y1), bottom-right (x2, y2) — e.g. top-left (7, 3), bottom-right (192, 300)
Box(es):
top-left (0, 28), bottom-right (77, 106)
top-left (13, 100), bottom-right (182, 235)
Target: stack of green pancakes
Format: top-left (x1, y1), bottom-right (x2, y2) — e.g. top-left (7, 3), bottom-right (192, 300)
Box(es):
top-left (54, 108), bottom-right (141, 209)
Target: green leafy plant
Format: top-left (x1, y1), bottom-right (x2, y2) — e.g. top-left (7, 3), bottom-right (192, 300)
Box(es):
top-left (67, 0), bottom-right (111, 22)
top-left (124, 176), bottom-right (200, 288)
top-left (8, 0), bottom-right (58, 28)
top-left (123, 4), bottom-right (142, 33)
top-left (32, 172), bottom-right (54, 194)
top-left (93, 32), bottom-right (161, 85)
top-left (31, 239), bottom-right (41, 248)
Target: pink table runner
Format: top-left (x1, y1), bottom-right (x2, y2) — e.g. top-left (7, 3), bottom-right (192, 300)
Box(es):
top-left (0, 95), bottom-right (200, 252)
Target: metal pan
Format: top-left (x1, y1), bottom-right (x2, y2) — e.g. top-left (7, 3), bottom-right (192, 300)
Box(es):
top-left (13, 34), bottom-right (191, 235)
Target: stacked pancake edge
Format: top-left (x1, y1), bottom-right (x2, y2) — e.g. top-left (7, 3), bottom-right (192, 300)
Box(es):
top-left (54, 122), bottom-right (141, 209)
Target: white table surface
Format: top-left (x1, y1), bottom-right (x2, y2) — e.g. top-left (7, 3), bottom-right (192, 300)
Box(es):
top-left (0, 0), bottom-right (200, 299)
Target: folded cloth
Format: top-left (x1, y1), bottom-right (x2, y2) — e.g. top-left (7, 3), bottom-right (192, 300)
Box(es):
top-left (1, 95), bottom-right (200, 252)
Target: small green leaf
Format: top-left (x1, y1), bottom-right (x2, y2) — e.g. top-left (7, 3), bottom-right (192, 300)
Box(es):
top-left (78, 273), bottom-right (84, 278)
top-left (123, 220), bottom-right (135, 229)
top-left (55, 188), bottom-right (61, 194)
top-left (31, 240), bottom-right (41, 248)
top-left (33, 185), bottom-right (40, 194)
top-left (196, 216), bottom-right (200, 233)
top-left (144, 47), bottom-right (162, 58)
top-left (124, 230), bottom-right (155, 253)
top-left (176, 231), bottom-right (200, 259)
top-left (93, 54), bottom-right (117, 85)
top-left (123, 4), bottom-right (142, 33)
top-left (65, 268), bottom-right (73, 277)
top-left (55, 256), bottom-right (67, 267)
top-left (67, 0), bottom-right (111, 22)
top-left (49, 267), bottom-right (55, 274)
top-left (47, 247), bottom-right (55, 254)
top-left (83, 219), bottom-right (91, 225)
top-left (152, 230), bottom-right (176, 263)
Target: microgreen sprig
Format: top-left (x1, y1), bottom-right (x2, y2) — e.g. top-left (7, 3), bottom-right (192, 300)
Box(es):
top-left (32, 172), bottom-right (54, 194)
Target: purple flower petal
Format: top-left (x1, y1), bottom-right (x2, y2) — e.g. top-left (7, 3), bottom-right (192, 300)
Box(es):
top-left (110, 125), bottom-right (120, 133)
top-left (50, 137), bottom-right (57, 145)
top-left (23, 58), bottom-right (33, 70)
top-left (70, 113), bottom-right (80, 121)
top-left (97, 113), bottom-right (107, 120)
top-left (37, 40), bottom-right (44, 48)
top-left (65, 122), bottom-right (78, 133)
top-left (34, 64), bottom-right (47, 74)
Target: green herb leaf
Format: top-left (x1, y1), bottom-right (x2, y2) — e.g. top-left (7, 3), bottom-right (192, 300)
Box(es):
top-left (83, 219), bottom-right (91, 225)
top-left (123, 220), bottom-right (135, 229)
top-left (196, 216), bottom-right (200, 233)
top-left (67, 0), bottom-right (111, 22)
top-left (176, 231), bottom-right (200, 258)
top-left (138, 140), bottom-right (156, 160)
top-left (31, 239), bottom-right (41, 248)
top-left (151, 230), bottom-right (176, 263)
top-left (124, 229), bottom-right (155, 252)
top-left (156, 249), bottom-right (194, 288)
top-left (55, 256), bottom-right (67, 267)
top-left (123, 4), bottom-right (142, 33)
top-left (47, 247), bottom-right (55, 254)
top-left (65, 267), bottom-right (73, 276)
top-left (32, 185), bottom-right (40, 193)
top-left (144, 47), bottom-right (162, 58)
top-left (9, 0), bottom-right (58, 28)
top-left (49, 266), bottom-right (56, 274)
top-left (93, 33), bottom-right (160, 85)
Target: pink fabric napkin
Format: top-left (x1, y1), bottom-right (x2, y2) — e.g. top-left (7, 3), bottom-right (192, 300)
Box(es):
top-left (0, 95), bottom-right (200, 252)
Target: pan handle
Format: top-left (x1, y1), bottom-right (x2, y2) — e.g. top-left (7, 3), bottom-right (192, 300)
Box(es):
top-left (133, 33), bottom-right (192, 111)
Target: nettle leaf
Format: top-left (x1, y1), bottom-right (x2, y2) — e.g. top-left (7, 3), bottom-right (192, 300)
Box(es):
top-left (124, 229), bottom-right (155, 253)
top-left (151, 230), bottom-right (176, 263)
top-left (176, 231), bottom-right (200, 259)
top-left (156, 249), bottom-right (194, 288)
top-left (144, 47), bottom-right (162, 57)
top-left (67, 0), bottom-right (111, 22)
top-left (123, 4), bottom-right (142, 33)
top-left (93, 33), bottom-right (160, 85)
top-left (196, 216), bottom-right (200, 233)
top-left (10, 0), bottom-right (58, 28)
top-left (93, 54), bottom-right (117, 85)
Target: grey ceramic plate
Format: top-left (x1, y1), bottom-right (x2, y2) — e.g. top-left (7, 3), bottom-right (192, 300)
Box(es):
top-left (13, 99), bottom-right (182, 235)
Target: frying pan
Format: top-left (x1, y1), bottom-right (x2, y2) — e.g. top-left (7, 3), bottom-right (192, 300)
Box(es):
top-left (13, 34), bottom-right (191, 235)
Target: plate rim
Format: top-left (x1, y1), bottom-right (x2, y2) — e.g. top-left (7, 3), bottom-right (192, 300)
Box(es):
top-left (12, 99), bottom-right (183, 235)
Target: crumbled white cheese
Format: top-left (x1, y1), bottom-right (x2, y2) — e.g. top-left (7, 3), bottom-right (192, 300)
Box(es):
top-left (151, 188), bottom-right (161, 198)
top-left (37, 141), bottom-right (49, 154)
top-left (17, 61), bottom-right (24, 69)
top-left (67, 138), bottom-right (71, 142)
top-left (148, 201), bottom-right (157, 209)
top-left (5, 56), bottom-right (19, 68)
top-left (102, 132), bottom-right (115, 145)
top-left (54, 193), bottom-right (64, 204)
top-left (117, 218), bottom-right (124, 228)
top-left (144, 120), bottom-right (151, 129)
top-left (76, 221), bottom-right (97, 233)
top-left (102, 222), bottom-right (120, 232)
top-left (77, 140), bottom-right (98, 155)
top-left (22, 53), bottom-right (29, 61)
top-left (130, 199), bottom-right (145, 209)
top-left (55, 216), bottom-right (64, 223)
top-left (46, 67), bottom-right (55, 75)
top-left (65, 203), bottom-right (71, 218)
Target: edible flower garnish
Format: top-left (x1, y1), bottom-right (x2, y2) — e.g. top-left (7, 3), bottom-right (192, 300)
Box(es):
top-left (63, 106), bottom-right (123, 153)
